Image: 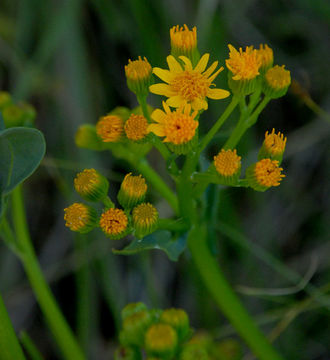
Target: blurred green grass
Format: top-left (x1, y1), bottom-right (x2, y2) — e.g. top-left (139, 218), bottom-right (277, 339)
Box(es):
top-left (0, 0), bottom-right (329, 359)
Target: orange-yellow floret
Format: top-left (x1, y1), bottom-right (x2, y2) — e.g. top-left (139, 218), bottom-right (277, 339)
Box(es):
top-left (254, 158), bottom-right (285, 187)
top-left (257, 44), bottom-right (273, 70)
top-left (64, 203), bottom-right (92, 232)
top-left (100, 208), bottom-right (128, 237)
top-left (132, 203), bottom-right (158, 228)
top-left (148, 102), bottom-right (198, 145)
top-left (265, 65), bottom-right (291, 90)
top-left (264, 129), bottom-right (287, 156)
top-left (124, 114), bottom-right (148, 141)
top-left (125, 56), bottom-right (152, 81)
top-left (170, 24), bottom-right (197, 51)
top-left (74, 169), bottom-right (99, 195)
top-left (214, 149), bottom-right (241, 176)
top-left (150, 54), bottom-right (229, 111)
top-left (96, 115), bottom-right (124, 142)
top-left (226, 44), bottom-right (261, 80)
top-left (121, 173), bottom-right (147, 198)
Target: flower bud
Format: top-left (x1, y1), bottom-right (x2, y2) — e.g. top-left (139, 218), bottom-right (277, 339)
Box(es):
top-left (64, 203), bottom-right (98, 234)
top-left (124, 114), bottom-right (149, 142)
top-left (96, 114), bottom-right (124, 143)
top-left (246, 158), bottom-right (285, 192)
top-left (145, 324), bottom-right (178, 358)
top-left (132, 203), bottom-right (158, 239)
top-left (118, 173), bottom-right (147, 209)
top-left (179, 344), bottom-right (209, 360)
top-left (258, 128), bottom-right (287, 164)
top-left (257, 44), bottom-right (273, 74)
top-left (121, 302), bottom-right (148, 321)
top-left (170, 25), bottom-right (200, 66)
top-left (2, 104), bottom-right (25, 127)
top-left (213, 149), bottom-right (241, 186)
top-left (125, 57), bottom-right (153, 98)
top-left (99, 208), bottom-right (129, 240)
top-left (263, 65), bottom-right (291, 99)
top-left (120, 310), bottom-right (153, 347)
top-left (160, 308), bottom-right (190, 342)
top-left (74, 168), bottom-right (109, 202)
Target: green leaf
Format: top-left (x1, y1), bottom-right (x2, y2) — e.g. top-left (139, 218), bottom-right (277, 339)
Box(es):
top-left (0, 127), bottom-right (45, 217)
top-left (113, 231), bottom-right (187, 261)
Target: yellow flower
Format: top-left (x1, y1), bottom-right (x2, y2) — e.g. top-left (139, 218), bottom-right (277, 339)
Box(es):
top-left (145, 324), bottom-right (178, 358)
top-left (160, 309), bottom-right (189, 341)
top-left (64, 203), bottom-right (97, 233)
top-left (214, 149), bottom-right (241, 177)
top-left (247, 158), bottom-right (285, 191)
top-left (132, 203), bottom-right (158, 238)
top-left (150, 54), bottom-right (230, 111)
top-left (148, 102), bottom-right (198, 145)
top-left (99, 208), bottom-right (128, 239)
top-left (125, 56), bottom-right (153, 97)
top-left (118, 173), bottom-right (147, 209)
top-left (74, 168), bottom-right (109, 202)
top-left (265, 65), bottom-right (291, 91)
top-left (264, 129), bottom-right (287, 156)
top-left (226, 44), bottom-right (261, 80)
top-left (257, 44), bottom-right (273, 72)
top-left (170, 24), bottom-right (197, 52)
top-left (124, 114), bottom-right (148, 141)
top-left (96, 114), bottom-right (124, 143)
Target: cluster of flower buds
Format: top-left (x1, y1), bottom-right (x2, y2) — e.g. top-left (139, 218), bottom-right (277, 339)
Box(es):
top-left (115, 302), bottom-right (242, 360)
top-left (64, 169), bottom-right (159, 239)
top-left (0, 91), bottom-right (36, 127)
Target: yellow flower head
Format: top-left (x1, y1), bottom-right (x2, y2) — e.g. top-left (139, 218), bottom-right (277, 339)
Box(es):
top-left (226, 44), bottom-right (261, 81)
top-left (96, 115), bottom-right (124, 143)
top-left (265, 65), bottom-right (291, 90)
top-left (64, 203), bottom-right (97, 233)
top-left (249, 158), bottom-right (285, 190)
top-left (257, 44), bottom-right (273, 71)
top-left (132, 203), bottom-right (158, 238)
top-left (160, 309), bottom-right (189, 341)
top-left (145, 324), bottom-right (178, 357)
top-left (124, 114), bottom-right (148, 141)
top-left (214, 149), bottom-right (241, 177)
top-left (264, 129), bottom-right (287, 156)
top-left (148, 102), bottom-right (198, 145)
top-left (170, 24), bottom-right (197, 53)
top-left (125, 57), bottom-right (153, 96)
top-left (99, 208), bottom-right (128, 239)
top-left (150, 54), bottom-right (230, 111)
top-left (74, 168), bottom-right (109, 202)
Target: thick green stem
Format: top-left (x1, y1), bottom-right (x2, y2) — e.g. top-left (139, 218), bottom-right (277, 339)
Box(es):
top-left (188, 225), bottom-right (284, 360)
top-left (0, 294), bottom-right (26, 360)
top-left (11, 186), bottom-right (85, 360)
top-left (198, 96), bottom-right (239, 153)
top-left (134, 159), bottom-right (179, 215)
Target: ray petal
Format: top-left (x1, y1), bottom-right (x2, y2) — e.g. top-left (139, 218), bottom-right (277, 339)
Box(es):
top-left (195, 54), bottom-right (210, 73)
top-left (151, 109), bottom-right (166, 123)
top-left (167, 55), bottom-right (183, 72)
top-left (191, 98), bottom-right (208, 111)
top-left (207, 88), bottom-right (231, 99)
top-left (202, 61), bottom-right (218, 78)
top-left (153, 68), bottom-right (175, 83)
top-left (207, 66), bottom-right (224, 82)
top-left (149, 83), bottom-right (173, 96)
top-left (166, 95), bottom-right (186, 108)
top-left (148, 124), bottom-right (165, 137)
top-left (179, 56), bottom-right (193, 71)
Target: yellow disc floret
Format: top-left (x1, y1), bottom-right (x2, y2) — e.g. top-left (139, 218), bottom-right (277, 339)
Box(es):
top-left (148, 102), bottom-right (198, 145)
top-left (170, 24), bottom-right (197, 53)
top-left (226, 44), bottom-right (261, 81)
top-left (150, 54), bottom-right (230, 111)
top-left (265, 65), bottom-right (291, 90)
top-left (132, 203), bottom-right (158, 238)
top-left (118, 173), bottom-right (147, 209)
top-left (99, 208), bottom-right (128, 239)
top-left (214, 149), bottom-right (241, 177)
top-left (96, 115), bottom-right (124, 142)
top-left (64, 203), bottom-right (97, 233)
top-left (125, 57), bottom-right (153, 97)
top-left (254, 159), bottom-right (285, 187)
top-left (124, 114), bottom-right (148, 141)
top-left (74, 168), bottom-right (109, 202)
top-left (145, 324), bottom-right (178, 357)
top-left (257, 44), bottom-right (273, 72)
top-left (264, 129), bottom-right (287, 156)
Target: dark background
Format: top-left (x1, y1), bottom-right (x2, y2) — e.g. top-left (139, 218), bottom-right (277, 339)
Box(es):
top-left (0, 0), bottom-right (329, 359)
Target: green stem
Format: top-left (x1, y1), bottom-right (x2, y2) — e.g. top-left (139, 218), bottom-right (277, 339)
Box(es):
top-left (137, 94), bottom-right (151, 123)
top-left (11, 186), bottom-right (85, 360)
top-left (134, 159), bottom-right (179, 215)
top-left (188, 225), bottom-right (284, 360)
top-left (157, 218), bottom-right (188, 232)
top-left (0, 294), bottom-right (26, 360)
top-left (224, 96), bottom-right (270, 149)
top-left (20, 331), bottom-right (44, 360)
top-left (198, 96), bottom-right (239, 153)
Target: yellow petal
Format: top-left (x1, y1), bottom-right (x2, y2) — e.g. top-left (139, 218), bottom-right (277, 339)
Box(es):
top-left (166, 95), bottom-right (186, 108)
top-left (207, 66), bottom-right (224, 82)
top-left (162, 101), bottom-right (172, 114)
top-left (149, 83), bottom-right (173, 97)
top-left (148, 124), bottom-right (165, 137)
top-left (191, 98), bottom-right (208, 111)
top-left (207, 88), bottom-right (230, 99)
top-left (151, 109), bottom-right (166, 123)
top-left (203, 61), bottom-right (218, 78)
top-left (166, 55), bottom-right (183, 73)
top-left (152, 68), bottom-right (175, 83)
top-left (195, 54), bottom-right (210, 73)
top-left (179, 56), bottom-right (193, 71)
